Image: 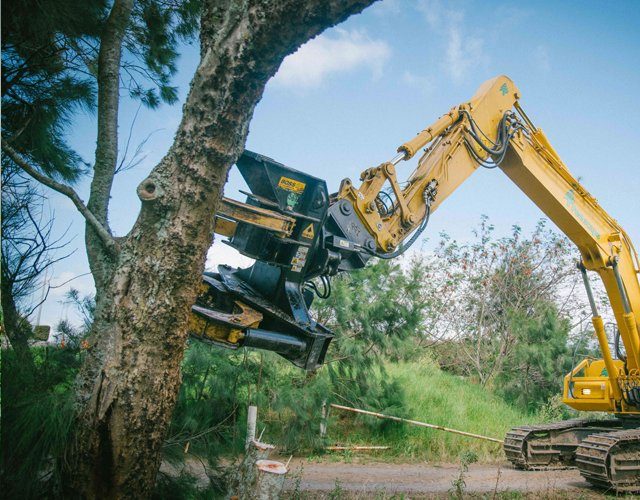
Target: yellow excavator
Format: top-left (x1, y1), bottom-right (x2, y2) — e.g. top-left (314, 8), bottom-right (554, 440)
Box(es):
top-left (188, 76), bottom-right (640, 492)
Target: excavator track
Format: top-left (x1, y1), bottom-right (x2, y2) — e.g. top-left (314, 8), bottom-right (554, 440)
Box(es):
top-left (576, 428), bottom-right (640, 493)
top-left (504, 419), bottom-right (625, 470)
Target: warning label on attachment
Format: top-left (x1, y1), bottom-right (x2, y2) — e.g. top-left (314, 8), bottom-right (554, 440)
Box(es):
top-left (302, 223), bottom-right (315, 240)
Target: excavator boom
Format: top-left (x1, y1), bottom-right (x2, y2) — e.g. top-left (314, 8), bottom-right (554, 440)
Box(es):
top-left (335, 75), bottom-right (640, 414)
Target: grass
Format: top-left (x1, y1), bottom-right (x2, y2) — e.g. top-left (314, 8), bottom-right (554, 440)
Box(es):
top-left (328, 358), bottom-right (539, 462)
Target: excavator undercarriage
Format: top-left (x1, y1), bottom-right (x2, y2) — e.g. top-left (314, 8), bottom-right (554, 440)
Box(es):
top-left (505, 419), bottom-right (640, 491)
top-left (505, 419), bottom-right (626, 470)
top-left (577, 427), bottom-right (640, 492)
top-left (505, 420), bottom-right (640, 492)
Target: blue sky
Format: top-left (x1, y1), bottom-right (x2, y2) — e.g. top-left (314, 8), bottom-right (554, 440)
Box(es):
top-left (41, 0), bottom-right (640, 327)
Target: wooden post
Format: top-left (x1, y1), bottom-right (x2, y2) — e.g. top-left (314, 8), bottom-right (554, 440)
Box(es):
top-left (320, 400), bottom-right (327, 439)
top-left (251, 440), bottom-right (275, 461)
top-left (246, 405), bottom-right (258, 449)
top-left (229, 404), bottom-right (291, 498)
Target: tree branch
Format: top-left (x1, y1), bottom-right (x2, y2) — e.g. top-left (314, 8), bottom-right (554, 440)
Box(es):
top-left (88, 0), bottom-right (134, 225)
top-left (84, 0), bottom-right (134, 289)
top-left (2, 142), bottom-right (117, 254)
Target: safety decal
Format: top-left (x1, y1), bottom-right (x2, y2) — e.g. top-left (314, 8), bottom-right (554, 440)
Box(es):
top-left (278, 176), bottom-right (306, 194)
top-left (290, 246), bottom-right (309, 273)
top-left (286, 192), bottom-right (300, 210)
top-left (302, 223), bottom-right (315, 240)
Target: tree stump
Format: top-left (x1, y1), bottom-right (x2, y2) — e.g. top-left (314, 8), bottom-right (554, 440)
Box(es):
top-left (254, 460), bottom-right (288, 499)
top-left (229, 439), bottom-right (288, 499)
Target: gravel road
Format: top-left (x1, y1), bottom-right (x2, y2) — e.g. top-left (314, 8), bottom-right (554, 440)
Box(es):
top-left (283, 460), bottom-right (607, 497)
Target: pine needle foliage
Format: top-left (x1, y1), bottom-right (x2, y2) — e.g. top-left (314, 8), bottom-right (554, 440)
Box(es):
top-left (497, 305), bottom-right (572, 413)
top-left (153, 470), bottom-right (217, 500)
top-left (1, 218), bottom-right (599, 494)
top-left (316, 259), bottom-right (425, 417)
top-left (124, 0), bottom-right (202, 108)
top-left (2, 0), bottom-right (202, 179)
top-left (2, 0), bottom-right (107, 180)
top-left (1, 345), bottom-right (83, 498)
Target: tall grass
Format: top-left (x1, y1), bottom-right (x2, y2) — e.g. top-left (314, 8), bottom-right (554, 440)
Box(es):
top-left (1, 346), bottom-right (80, 498)
top-left (329, 358), bottom-right (537, 462)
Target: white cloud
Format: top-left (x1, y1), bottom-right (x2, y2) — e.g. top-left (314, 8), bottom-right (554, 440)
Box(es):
top-left (534, 45), bottom-right (551, 73)
top-left (272, 29), bottom-right (391, 89)
top-left (416, 0), bottom-right (487, 84)
top-left (493, 5), bottom-right (531, 32)
top-left (402, 71), bottom-right (435, 93)
top-left (206, 239), bottom-right (254, 271)
top-left (446, 26), bottom-right (485, 83)
top-left (417, 0), bottom-right (447, 29)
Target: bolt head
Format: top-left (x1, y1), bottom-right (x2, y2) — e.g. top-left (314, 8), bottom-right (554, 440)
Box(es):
top-left (340, 200), bottom-right (353, 215)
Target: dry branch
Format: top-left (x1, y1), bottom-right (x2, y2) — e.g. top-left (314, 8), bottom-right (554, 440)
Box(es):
top-left (330, 404), bottom-right (504, 445)
top-left (2, 142), bottom-right (117, 253)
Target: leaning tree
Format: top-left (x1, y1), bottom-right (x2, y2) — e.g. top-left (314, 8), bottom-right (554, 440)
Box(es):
top-left (4, 0), bottom-right (378, 496)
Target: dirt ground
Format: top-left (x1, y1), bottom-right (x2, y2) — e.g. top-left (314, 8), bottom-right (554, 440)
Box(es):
top-left (282, 460), bottom-right (615, 498)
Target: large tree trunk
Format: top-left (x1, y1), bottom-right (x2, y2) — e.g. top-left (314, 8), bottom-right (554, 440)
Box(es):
top-left (66, 1), bottom-right (377, 497)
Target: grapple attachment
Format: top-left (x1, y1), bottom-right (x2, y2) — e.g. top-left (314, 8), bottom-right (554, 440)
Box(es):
top-left (188, 151), bottom-right (375, 370)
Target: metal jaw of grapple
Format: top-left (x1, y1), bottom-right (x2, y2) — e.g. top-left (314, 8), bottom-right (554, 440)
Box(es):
top-left (188, 151), bottom-right (373, 371)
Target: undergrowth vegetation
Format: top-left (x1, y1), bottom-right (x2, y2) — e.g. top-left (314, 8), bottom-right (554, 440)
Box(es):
top-left (2, 346), bottom-right (80, 498)
top-left (2, 218), bottom-right (598, 498)
top-left (329, 358), bottom-right (534, 462)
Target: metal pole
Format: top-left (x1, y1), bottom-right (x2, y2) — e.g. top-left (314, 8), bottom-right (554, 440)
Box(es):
top-left (578, 262), bottom-right (599, 317)
top-left (611, 258), bottom-right (632, 314)
top-left (330, 404), bottom-right (504, 445)
top-left (611, 258), bottom-right (640, 368)
top-left (390, 152), bottom-right (407, 166)
top-left (35, 268), bottom-right (50, 327)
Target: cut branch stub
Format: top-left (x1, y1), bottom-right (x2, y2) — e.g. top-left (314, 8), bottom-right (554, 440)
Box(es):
top-left (137, 177), bottom-right (162, 201)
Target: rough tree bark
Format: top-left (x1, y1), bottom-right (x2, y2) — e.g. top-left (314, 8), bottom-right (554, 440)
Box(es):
top-left (66, 1), bottom-right (377, 498)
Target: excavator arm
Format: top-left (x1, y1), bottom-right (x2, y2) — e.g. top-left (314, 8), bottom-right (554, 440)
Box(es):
top-left (191, 75), bottom-right (640, 415)
top-left (337, 75), bottom-right (640, 414)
